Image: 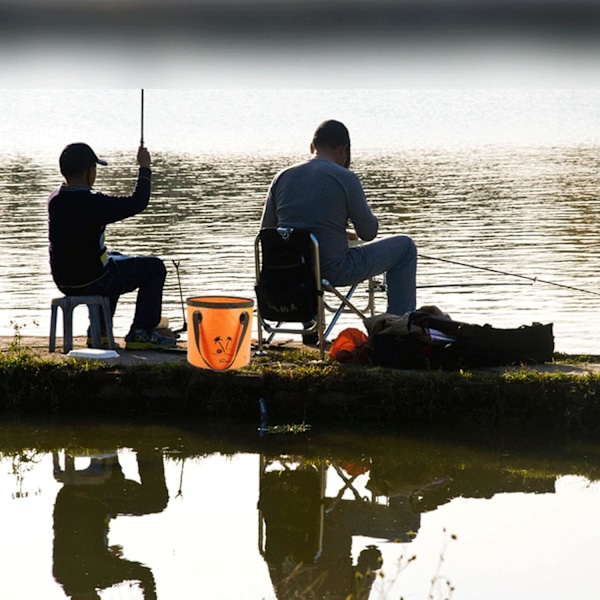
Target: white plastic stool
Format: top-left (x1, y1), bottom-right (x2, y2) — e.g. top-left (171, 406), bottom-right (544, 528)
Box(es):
top-left (49, 295), bottom-right (115, 353)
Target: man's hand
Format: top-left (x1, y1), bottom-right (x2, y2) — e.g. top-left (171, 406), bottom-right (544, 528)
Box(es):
top-left (347, 230), bottom-right (359, 241)
top-left (137, 145), bottom-right (151, 168)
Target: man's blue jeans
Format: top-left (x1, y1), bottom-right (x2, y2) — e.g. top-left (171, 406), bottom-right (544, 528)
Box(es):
top-left (58, 253), bottom-right (166, 333)
top-left (328, 235), bottom-right (417, 315)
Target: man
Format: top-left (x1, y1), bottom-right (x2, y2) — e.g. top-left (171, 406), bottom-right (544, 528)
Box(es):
top-left (48, 142), bottom-right (176, 350)
top-left (260, 119), bottom-right (417, 320)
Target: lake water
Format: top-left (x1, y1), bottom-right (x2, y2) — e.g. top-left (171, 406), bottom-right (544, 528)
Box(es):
top-left (2, 87), bottom-right (600, 598)
top-left (1, 89), bottom-right (599, 353)
top-left (1, 417), bottom-right (600, 600)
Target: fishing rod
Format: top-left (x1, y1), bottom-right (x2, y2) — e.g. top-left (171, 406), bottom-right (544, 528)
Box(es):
top-left (172, 260), bottom-right (188, 333)
top-left (419, 254), bottom-right (600, 298)
top-left (418, 282), bottom-right (533, 289)
top-left (140, 89), bottom-right (145, 147)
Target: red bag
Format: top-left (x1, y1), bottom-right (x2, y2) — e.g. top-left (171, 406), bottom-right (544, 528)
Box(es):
top-left (329, 328), bottom-right (371, 365)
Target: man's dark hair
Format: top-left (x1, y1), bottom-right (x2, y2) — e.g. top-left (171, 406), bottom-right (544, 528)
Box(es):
top-left (312, 120), bottom-right (350, 149)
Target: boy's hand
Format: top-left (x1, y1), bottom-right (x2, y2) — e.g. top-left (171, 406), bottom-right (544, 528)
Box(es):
top-left (137, 145), bottom-right (151, 168)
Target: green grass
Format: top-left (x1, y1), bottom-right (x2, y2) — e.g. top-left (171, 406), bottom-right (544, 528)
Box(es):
top-left (1, 332), bottom-right (600, 435)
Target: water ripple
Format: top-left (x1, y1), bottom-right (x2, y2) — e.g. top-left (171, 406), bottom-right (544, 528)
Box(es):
top-left (1, 146), bottom-right (599, 353)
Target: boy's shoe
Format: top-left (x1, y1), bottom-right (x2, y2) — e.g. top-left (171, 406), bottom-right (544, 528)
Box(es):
top-left (125, 329), bottom-right (177, 351)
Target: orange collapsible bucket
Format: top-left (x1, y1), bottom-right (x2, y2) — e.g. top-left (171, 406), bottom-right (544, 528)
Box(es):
top-left (186, 296), bottom-right (254, 371)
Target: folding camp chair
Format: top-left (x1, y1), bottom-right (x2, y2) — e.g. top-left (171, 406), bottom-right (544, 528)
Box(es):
top-left (254, 227), bottom-right (379, 359)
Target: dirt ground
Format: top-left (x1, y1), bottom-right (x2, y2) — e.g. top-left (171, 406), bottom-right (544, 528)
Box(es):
top-left (4, 335), bottom-right (600, 374)
top-left (6, 335), bottom-right (190, 367)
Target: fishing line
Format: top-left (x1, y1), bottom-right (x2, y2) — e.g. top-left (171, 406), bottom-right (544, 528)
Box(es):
top-left (419, 254), bottom-right (600, 298)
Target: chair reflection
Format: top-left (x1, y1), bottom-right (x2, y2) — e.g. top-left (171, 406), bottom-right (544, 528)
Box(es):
top-left (258, 455), bottom-right (421, 600)
top-left (52, 450), bottom-right (169, 600)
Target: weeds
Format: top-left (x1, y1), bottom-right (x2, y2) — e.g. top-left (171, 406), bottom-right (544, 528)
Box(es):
top-left (5, 321), bottom-right (36, 360)
top-left (263, 422), bottom-right (312, 435)
top-left (370, 528), bottom-right (457, 600)
top-left (427, 528), bottom-right (457, 600)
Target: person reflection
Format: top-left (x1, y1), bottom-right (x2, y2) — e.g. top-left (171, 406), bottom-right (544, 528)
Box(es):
top-left (258, 460), bottom-right (420, 600)
top-left (52, 450), bottom-right (169, 600)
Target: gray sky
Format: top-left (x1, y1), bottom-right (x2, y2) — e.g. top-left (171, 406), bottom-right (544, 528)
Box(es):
top-left (1, 0), bottom-right (599, 87)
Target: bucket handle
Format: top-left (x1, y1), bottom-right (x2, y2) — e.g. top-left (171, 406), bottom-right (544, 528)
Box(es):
top-left (192, 310), bottom-right (250, 371)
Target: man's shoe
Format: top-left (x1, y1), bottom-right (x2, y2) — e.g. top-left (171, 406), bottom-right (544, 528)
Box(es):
top-left (302, 332), bottom-right (319, 346)
top-left (125, 329), bottom-right (177, 351)
top-left (86, 336), bottom-right (121, 350)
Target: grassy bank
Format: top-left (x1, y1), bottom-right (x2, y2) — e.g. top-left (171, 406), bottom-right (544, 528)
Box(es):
top-left (1, 340), bottom-right (600, 436)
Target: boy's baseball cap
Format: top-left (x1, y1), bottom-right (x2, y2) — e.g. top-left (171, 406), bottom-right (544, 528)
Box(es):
top-left (59, 143), bottom-right (108, 177)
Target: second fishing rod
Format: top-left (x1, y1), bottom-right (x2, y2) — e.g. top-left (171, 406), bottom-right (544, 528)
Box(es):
top-left (419, 254), bottom-right (600, 298)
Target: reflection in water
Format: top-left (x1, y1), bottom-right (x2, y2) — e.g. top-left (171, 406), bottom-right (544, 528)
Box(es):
top-left (52, 451), bottom-right (168, 599)
top-left (258, 457), bottom-right (418, 600)
top-left (366, 455), bottom-right (556, 514)
top-left (257, 450), bottom-right (558, 600)
top-left (0, 144), bottom-right (599, 352)
top-left (0, 420), bottom-right (599, 599)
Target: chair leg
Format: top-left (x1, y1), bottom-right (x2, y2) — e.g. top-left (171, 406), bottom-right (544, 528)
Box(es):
top-left (367, 277), bottom-right (376, 316)
top-left (88, 304), bottom-right (103, 349)
top-left (100, 298), bottom-right (115, 350)
top-left (323, 283), bottom-right (359, 341)
top-left (317, 293), bottom-right (325, 361)
top-left (256, 305), bottom-right (264, 354)
top-left (49, 305), bottom-right (58, 352)
top-left (62, 299), bottom-right (74, 354)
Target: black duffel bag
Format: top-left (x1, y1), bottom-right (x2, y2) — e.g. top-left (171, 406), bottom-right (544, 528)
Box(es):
top-left (450, 322), bottom-right (554, 368)
top-left (370, 312), bottom-right (554, 370)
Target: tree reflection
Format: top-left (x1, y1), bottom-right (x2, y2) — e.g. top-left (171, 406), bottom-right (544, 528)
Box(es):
top-left (51, 450), bottom-right (169, 599)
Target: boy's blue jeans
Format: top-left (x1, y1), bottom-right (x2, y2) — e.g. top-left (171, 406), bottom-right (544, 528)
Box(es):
top-left (58, 253), bottom-right (166, 333)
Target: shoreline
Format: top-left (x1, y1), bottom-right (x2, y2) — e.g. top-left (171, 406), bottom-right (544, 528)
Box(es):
top-left (2, 335), bottom-right (600, 437)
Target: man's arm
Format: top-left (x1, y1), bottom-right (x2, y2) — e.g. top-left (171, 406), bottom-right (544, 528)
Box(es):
top-left (346, 173), bottom-right (378, 241)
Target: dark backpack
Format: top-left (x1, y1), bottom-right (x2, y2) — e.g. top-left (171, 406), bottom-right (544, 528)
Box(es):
top-left (255, 228), bottom-right (319, 323)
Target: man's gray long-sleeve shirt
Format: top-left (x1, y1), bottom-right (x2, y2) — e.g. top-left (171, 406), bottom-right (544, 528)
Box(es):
top-left (260, 158), bottom-right (378, 281)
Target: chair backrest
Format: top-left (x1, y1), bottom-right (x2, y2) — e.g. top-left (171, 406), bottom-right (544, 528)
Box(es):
top-left (255, 227), bottom-right (321, 323)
